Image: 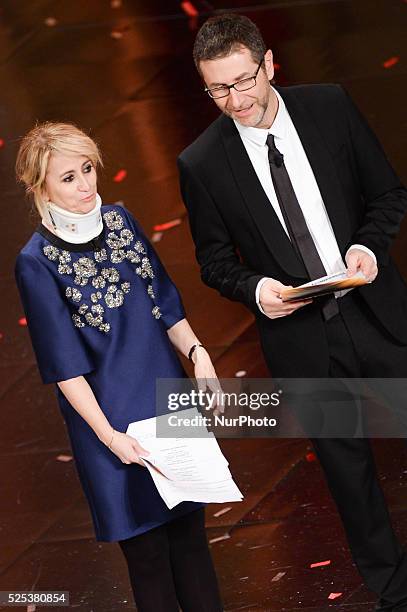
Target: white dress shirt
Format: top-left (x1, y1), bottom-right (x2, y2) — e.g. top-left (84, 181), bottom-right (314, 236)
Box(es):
top-left (233, 87), bottom-right (375, 313)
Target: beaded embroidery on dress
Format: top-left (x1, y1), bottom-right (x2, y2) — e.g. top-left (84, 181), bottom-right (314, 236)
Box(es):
top-left (42, 209), bottom-right (161, 333)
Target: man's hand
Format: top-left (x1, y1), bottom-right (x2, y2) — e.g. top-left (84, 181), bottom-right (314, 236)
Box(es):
top-left (259, 278), bottom-right (313, 319)
top-left (345, 248), bottom-right (378, 282)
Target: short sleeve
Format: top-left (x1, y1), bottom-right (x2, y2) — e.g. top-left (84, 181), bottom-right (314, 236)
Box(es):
top-left (15, 252), bottom-right (95, 384)
top-left (121, 208), bottom-right (186, 330)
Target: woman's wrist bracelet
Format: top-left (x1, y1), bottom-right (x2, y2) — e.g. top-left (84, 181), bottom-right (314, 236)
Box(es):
top-left (188, 343), bottom-right (204, 362)
top-left (107, 427), bottom-right (115, 449)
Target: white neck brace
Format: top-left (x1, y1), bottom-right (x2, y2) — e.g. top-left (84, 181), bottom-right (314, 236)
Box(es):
top-left (43, 194), bottom-right (103, 244)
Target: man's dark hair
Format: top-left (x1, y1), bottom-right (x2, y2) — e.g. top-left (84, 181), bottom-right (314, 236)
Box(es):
top-left (193, 14), bottom-right (267, 72)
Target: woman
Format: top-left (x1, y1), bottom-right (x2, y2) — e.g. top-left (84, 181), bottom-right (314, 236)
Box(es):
top-left (15, 122), bottom-right (223, 611)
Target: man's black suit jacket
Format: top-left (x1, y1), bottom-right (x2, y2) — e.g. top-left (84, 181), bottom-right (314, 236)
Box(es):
top-left (178, 84), bottom-right (407, 376)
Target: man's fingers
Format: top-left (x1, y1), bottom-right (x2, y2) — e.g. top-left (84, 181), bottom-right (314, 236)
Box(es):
top-left (364, 267), bottom-right (378, 282)
top-left (287, 298), bottom-right (313, 306)
top-left (268, 299), bottom-right (312, 313)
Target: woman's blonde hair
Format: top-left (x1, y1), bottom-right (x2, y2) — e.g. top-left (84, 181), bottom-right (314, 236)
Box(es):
top-left (16, 122), bottom-right (103, 218)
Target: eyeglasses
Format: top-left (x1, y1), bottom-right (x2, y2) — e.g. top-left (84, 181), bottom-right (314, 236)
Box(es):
top-left (205, 58), bottom-right (264, 99)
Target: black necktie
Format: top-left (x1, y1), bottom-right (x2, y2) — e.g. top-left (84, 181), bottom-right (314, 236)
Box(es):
top-left (266, 134), bottom-right (339, 320)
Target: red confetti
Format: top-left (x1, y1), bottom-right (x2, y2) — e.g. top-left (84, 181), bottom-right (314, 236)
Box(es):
top-left (0, 138), bottom-right (4, 148)
top-left (328, 593), bottom-right (343, 600)
top-left (273, 63), bottom-right (281, 71)
top-left (18, 317), bottom-right (27, 327)
top-left (181, 1), bottom-right (199, 17)
top-left (310, 559), bottom-right (331, 568)
top-left (113, 169), bottom-right (127, 182)
top-left (382, 56), bottom-right (399, 69)
top-left (306, 451), bottom-right (316, 462)
top-left (153, 218), bottom-right (182, 232)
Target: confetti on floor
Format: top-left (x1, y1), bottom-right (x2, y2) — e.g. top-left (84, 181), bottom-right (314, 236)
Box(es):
top-left (310, 559), bottom-right (331, 568)
top-left (271, 571), bottom-right (286, 582)
top-left (382, 56), bottom-right (399, 69)
top-left (113, 169), bottom-right (127, 182)
top-left (56, 454), bottom-right (73, 462)
top-left (306, 451), bottom-right (317, 462)
top-left (151, 232), bottom-right (163, 243)
top-left (181, 1), bottom-right (199, 17)
top-left (44, 17), bottom-right (57, 27)
top-left (249, 543), bottom-right (273, 550)
top-left (234, 370), bottom-right (247, 377)
top-left (111, 0), bottom-right (122, 7)
top-left (111, 30), bottom-right (123, 40)
top-left (209, 533), bottom-right (231, 544)
top-left (328, 592), bottom-right (343, 600)
top-left (153, 219), bottom-right (182, 232)
top-left (18, 317), bottom-right (27, 326)
top-left (213, 506), bottom-right (232, 518)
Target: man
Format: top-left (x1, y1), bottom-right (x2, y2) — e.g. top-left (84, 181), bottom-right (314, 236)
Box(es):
top-left (177, 13), bottom-right (407, 612)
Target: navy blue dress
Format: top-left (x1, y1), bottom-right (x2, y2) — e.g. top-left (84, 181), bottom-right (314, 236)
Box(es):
top-left (15, 204), bottom-right (202, 542)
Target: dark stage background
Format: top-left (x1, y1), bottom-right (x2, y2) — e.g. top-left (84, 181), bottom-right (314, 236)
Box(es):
top-left (0, 1), bottom-right (406, 610)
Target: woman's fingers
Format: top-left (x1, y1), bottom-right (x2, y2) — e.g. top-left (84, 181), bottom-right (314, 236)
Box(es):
top-left (134, 440), bottom-right (149, 456)
top-left (109, 432), bottom-right (149, 466)
top-left (196, 377), bottom-right (208, 394)
top-left (207, 377), bottom-right (225, 412)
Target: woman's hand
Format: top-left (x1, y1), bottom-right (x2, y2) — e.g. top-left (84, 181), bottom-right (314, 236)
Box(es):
top-left (192, 347), bottom-right (224, 415)
top-left (108, 430), bottom-right (149, 465)
top-left (166, 319), bottom-right (224, 413)
top-left (56, 377), bottom-right (150, 466)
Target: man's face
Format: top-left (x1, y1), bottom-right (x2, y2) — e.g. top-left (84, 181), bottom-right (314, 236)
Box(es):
top-left (199, 47), bottom-right (276, 129)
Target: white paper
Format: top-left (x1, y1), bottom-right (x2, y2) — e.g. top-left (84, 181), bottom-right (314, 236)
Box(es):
top-left (126, 408), bottom-right (243, 509)
top-left (297, 269), bottom-right (366, 289)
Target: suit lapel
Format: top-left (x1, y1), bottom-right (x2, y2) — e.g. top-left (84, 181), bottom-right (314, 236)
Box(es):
top-left (219, 114), bottom-right (307, 279)
top-left (276, 86), bottom-right (351, 253)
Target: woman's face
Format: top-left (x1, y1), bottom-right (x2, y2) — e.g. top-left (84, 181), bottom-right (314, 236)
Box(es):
top-left (44, 152), bottom-right (97, 214)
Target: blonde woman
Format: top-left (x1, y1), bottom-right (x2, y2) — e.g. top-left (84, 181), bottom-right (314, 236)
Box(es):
top-left (15, 122), bottom-right (223, 612)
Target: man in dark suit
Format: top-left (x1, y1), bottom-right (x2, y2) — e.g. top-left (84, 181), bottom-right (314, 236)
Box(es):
top-left (178, 13), bottom-right (407, 611)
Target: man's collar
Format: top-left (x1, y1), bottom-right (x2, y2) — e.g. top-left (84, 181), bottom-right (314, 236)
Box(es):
top-left (233, 86), bottom-right (287, 146)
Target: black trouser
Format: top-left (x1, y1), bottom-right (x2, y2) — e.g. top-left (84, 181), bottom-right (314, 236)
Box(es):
top-left (311, 292), bottom-right (407, 604)
top-left (119, 508), bottom-right (223, 612)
